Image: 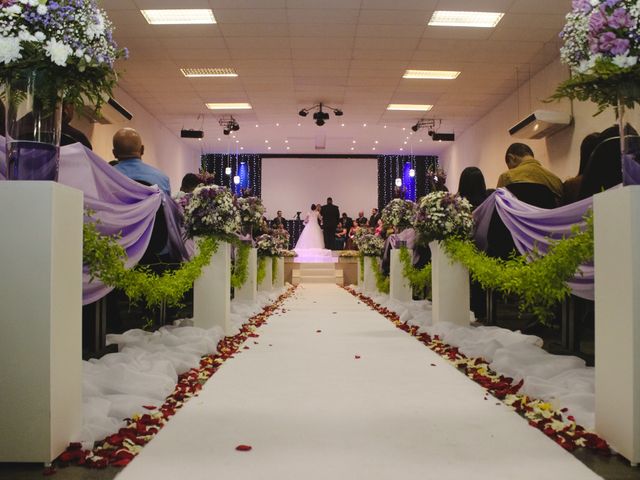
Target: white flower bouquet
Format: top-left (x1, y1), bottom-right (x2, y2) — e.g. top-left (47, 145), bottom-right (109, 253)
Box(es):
top-left (0, 0), bottom-right (127, 111)
top-left (356, 233), bottom-right (385, 257)
top-left (255, 234), bottom-right (278, 257)
top-left (183, 185), bottom-right (241, 240)
top-left (381, 198), bottom-right (416, 230)
top-left (414, 191), bottom-right (473, 243)
top-left (236, 196), bottom-right (265, 229)
top-left (552, 0), bottom-right (640, 111)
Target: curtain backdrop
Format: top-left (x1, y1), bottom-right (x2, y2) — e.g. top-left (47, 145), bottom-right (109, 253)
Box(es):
top-left (377, 155), bottom-right (438, 209)
top-left (201, 153), bottom-right (262, 197)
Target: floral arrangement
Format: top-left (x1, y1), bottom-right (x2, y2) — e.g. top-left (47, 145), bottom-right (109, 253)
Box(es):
top-left (338, 250), bottom-right (360, 257)
top-left (381, 198), bottom-right (416, 230)
top-left (236, 196), bottom-right (265, 229)
top-left (414, 191), bottom-right (473, 243)
top-left (356, 233), bottom-right (385, 257)
top-left (0, 0), bottom-right (127, 111)
top-left (183, 185), bottom-right (240, 240)
top-left (553, 0), bottom-right (640, 112)
top-left (280, 249), bottom-right (297, 258)
top-left (255, 233), bottom-right (278, 257)
top-left (271, 228), bottom-right (290, 252)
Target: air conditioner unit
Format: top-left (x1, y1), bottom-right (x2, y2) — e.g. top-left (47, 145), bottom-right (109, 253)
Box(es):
top-left (80, 96), bottom-right (133, 125)
top-left (509, 110), bottom-right (572, 139)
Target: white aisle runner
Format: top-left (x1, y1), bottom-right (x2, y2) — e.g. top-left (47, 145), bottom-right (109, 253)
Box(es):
top-left (116, 284), bottom-right (601, 480)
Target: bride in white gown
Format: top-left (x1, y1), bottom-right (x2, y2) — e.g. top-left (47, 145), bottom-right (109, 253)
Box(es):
top-left (295, 204), bottom-right (325, 250)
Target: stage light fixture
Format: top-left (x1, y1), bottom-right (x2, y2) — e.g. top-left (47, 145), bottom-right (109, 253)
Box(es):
top-left (411, 124), bottom-right (419, 132)
top-left (225, 167), bottom-right (231, 175)
top-left (223, 129), bottom-right (230, 135)
top-left (219, 115), bottom-right (239, 135)
top-left (180, 128), bottom-right (204, 139)
top-left (395, 178), bottom-right (403, 187)
top-left (409, 168), bottom-right (416, 177)
top-left (299, 102), bottom-right (344, 126)
top-left (233, 175), bottom-right (240, 185)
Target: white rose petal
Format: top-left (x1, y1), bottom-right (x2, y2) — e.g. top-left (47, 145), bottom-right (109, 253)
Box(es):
top-left (0, 36), bottom-right (23, 64)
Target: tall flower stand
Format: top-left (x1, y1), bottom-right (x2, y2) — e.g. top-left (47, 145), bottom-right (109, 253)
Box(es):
top-left (234, 247), bottom-right (257, 303)
top-left (363, 256), bottom-right (378, 293)
top-left (258, 257), bottom-right (273, 292)
top-left (430, 241), bottom-right (470, 326)
top-left (390, 249), bottom-right (412, 302)
top-left (0, 182), bottom-right (83, 462)
top-left (194, 240), bottom-right (231, 335)
top-left (357, 257), bottom-right (362, 286)
top-left (274, 256), bottom-right (285, 290)
top-left (594, 186), bottom-right (640, 465)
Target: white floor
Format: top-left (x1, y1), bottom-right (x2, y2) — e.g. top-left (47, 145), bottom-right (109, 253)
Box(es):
top-left (116, 284), bottom-right (601, 480)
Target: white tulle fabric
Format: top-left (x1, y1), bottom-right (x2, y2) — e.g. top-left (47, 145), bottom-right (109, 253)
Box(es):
top-left (295, 210), bottom-right (324, 250)
top-left (354, 285), bottom-right (595, 430)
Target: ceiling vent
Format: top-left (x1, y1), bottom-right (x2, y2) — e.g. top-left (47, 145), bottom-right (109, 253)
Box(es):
top-left (509, 110), bottom-right (571, 139)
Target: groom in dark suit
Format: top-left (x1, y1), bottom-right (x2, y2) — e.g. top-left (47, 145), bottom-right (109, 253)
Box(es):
top-left (320, 197), bottom-right (340, 250)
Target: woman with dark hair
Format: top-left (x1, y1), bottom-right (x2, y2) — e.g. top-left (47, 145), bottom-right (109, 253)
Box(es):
top-left (579, 124), bottom-right (639, 200)
top-left (562, 132), bottom-right (600, 205)
top-left (457, 166), bottom-right (488, 210)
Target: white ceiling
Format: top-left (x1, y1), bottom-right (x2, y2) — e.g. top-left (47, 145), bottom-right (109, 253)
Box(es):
top-left (103, 0), bottom-right (571, 155)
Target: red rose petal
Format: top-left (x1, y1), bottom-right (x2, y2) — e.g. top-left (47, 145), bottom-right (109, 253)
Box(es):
top-left (236, 444), bottom-right (252, 451)
top-left (316, 330), bottom-right (322, 333)
top-left (355, 355), bottom-right (361, 359)
top-left (42, 466), bottom-right (56, 476)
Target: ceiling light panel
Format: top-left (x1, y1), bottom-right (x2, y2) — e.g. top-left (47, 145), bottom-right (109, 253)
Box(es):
top-left (181, 68), bottom-right (238, 78)
top-left (387, 104), bottom-right (433, 111)
top-left (141, 9), bottom-right (216, 25)
top-left (205, 103), bottom-right (252, 110)
top-left (428, 11), bottom-right (504, 28)
top-left (403, 70), bottom-right (461, 80)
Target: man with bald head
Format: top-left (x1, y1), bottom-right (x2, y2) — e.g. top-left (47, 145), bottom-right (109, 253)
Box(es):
top-left (112, 127), bottom-right (171, 195)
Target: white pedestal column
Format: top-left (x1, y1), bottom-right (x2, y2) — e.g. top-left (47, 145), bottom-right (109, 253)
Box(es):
top-left (430, 241), bottom-right (470, 326)
top-left (594, 186), bottom-right (640, 465)
top-left (363, 256), bottom-right (378, 293)
top-left (390, 249), bottom-right (412, 302)
top-left (357, 257), bottom-right (362, 287)
top-left (274, 257), bottom-right (285, 290)
top-left (0, 182), bottom-right (83, 463)
top-left (194, 240), bottom-right (231, 334)
top-left (258, 256), bottom-right (273, 292)
top-left (234, 247), bottom-right (257, 303)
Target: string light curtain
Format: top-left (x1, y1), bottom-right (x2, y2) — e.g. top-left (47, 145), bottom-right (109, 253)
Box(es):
top-left (201, 153), bottom-right (262, 197)
top-left (377, 155), bottom-right (438, 209)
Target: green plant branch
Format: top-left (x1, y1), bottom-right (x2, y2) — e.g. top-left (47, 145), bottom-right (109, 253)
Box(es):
top-left (359, 255), bottom-right (364, 282)
top-left (272, 256), bottom-right (278, 284)
top-left (370, 256), bottom-right (390, 294)
top-left (231, 243), bottom-right (251, 289)
top-left (398, 247), bottom-right (432, 292)
top-left (257, 256), bottom-right (268, 285)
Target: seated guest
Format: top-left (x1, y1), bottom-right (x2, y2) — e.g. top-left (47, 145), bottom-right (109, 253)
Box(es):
top-left (271, 210), bottom-right (285, 229)
top-left (355, 211), bottom-right (368, 227)
top-left (428, 166), bottom-right (449, 192)
top-left (457, 166), bottom-right (488, 210)
top-left (341, 212), bottom-right (353, 230)
top-left (335, 221), bottom-right (347, 250)
top-left (579, 124), bottom-right (639, 200)
top-left (563, 133), bottom-right (600, 205)
top-left (497, 143), bottom-right (563, 203)
top-left (60, 103), bottom-right (93, 150)
top-left (347, 223), bottom-right (359, 250)
top-left (368, 207), bottom-right (380, 228)
top-left (112, 128), bottom-right (171, 196)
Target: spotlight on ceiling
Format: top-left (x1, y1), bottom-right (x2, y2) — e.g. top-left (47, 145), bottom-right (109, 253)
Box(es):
top-left (219, 115), bottom-right (239, 135)
top-left (411, 124), bottom-right (419, 132)
top-left (223, 129), bottom-right (230, 135)
top-left (299, 102), bottom-right (344, 127)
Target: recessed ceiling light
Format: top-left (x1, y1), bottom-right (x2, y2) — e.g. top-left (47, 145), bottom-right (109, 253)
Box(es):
top-left (285, 140), bottom-right (289, 143)
top-left (256, 124), bottom-right (259, 127)
top-left (403, 70), bottom-right (461, 80)
top-left (141, 9), bottom-right (216, 25)
top-left (400, 148), bottom-right (404, 151)
top-left (240, 146), bottom-right (244, 150)
top-left (297, 123), bottom-right (301, 127)
top-left (276, 123), bottom-right (280, 127)
top-left (206, 102), bottom-right (252, 110)
top-left (286, 146), bottom-right (290, 150)
top-left (265, 140), bottom-right (269, 143)
top-left (374, 140), bottom-right (379, 144)
top-left (372, 147), bottom-right (376, 151)
top-left (217, 138), bottom-right (221, 141)
top-left (388, 104), bottom-right (433, 111)
top-left (341, 123), bottom-right (345, 127)
top-left (235, 140), bottom-right (239, 143)
top-left (363, 123), bottom-right (367, 127)
top-left (180, 67), bottom-right (236, 78)
top-left (384, 125), bottom-right (387, 129)
top-left (352, 140), bottom-right (356, 144)
top-left (428, 11), bottom-right (504, 28)
top-left (404, 141), bottom-right (408, 145)
top-left (419, 139), bottom-right (423, 142)
top-left (267, 146), bottom-right (271, 150)
top-left (350, 147), bottom-right (355, 151)
top-left (402, 127), bottom-right (406, 131)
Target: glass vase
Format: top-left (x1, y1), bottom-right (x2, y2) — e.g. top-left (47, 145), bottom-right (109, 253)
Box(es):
top-left (4, 69), bottom-right (62, 181)
top-left (617, 97), bottom-right (640, 185)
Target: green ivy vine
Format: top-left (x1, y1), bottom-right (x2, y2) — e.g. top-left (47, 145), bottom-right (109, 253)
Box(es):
top-left (272, 256), bottom-right (278, 284)
top-left (398, 247), bottom-right (432, 292)
top-left (442, 213), bottom-right (594, 323)
top-left (257, 256), bottom-right (268, 285)
top-left (83, 220), bottom-right (218, 308)
top-left (359, 255), bottom-right (365, 282)
top-left (231, 243), bottom-right (251, 289)
top-left (370, 256), bottom-right (390, 294)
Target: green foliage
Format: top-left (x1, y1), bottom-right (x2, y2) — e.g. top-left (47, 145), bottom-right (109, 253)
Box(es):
top-left (83, 220), bottom-right (217, 308)
top-left (549, 63), bottom-right (640, 114)
top-left (231, 243), bottom-right (251, 289)
top-left (371, 256), bottom-right (390, 294)
top-left (257, 256), bottom-right (267, 285)
top-left (442, 213), bottom-right (594, 323)
top-left (398, 247), bottom-right (432, 292)
top-left (272, 256), bottom-right (278, 284)
top-left (359, 255), bottom-right (365, 282)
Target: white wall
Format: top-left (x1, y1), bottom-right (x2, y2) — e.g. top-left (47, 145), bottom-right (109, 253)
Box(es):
top-left (440, 58), bottom-right (640, 191)
top-left (261, 157), bottom-right (378, 220)
top-left (69, 86), bottom-right (201, 193)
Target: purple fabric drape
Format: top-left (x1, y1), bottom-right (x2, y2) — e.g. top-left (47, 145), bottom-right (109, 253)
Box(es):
top-left (473, 189), bottom-right (594, 300)
top-left (623, 154), bottom-right (640, 185)
top-left (0, 137), bottom-right (190, 304)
